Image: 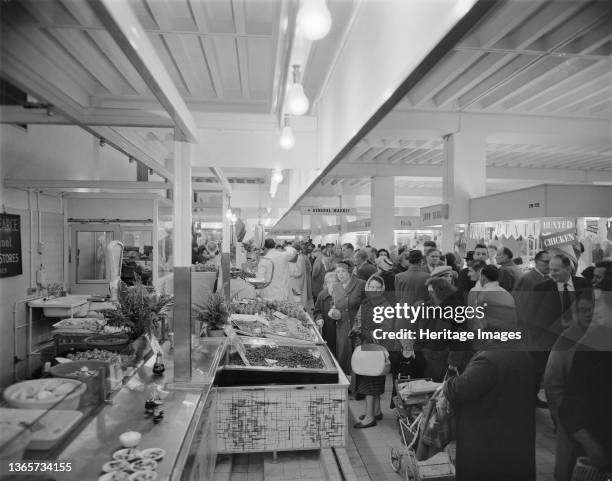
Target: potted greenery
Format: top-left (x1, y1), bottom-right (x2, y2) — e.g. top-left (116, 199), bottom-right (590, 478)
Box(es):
top-left (193, 292), bottom-right (229, 337)
top-left (104, 281), bottom-right (174, 360)
top-left (192, 263), bottom-right (218, 306)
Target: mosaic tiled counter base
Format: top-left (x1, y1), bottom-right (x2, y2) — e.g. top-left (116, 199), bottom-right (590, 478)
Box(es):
top-left (216, 384), bottom-right (348, 453)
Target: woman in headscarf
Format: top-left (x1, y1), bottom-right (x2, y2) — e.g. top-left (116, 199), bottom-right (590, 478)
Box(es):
top-left (376, 248), bottom-right (390, 260)
top-left (330, 261), bottom-right (365, 375)
top-left (352, 274), bottom-right (400, 428)
top-left (376, 255), bottom-right (396, 304)
top-left (313, 272), bottom-right (341, 357)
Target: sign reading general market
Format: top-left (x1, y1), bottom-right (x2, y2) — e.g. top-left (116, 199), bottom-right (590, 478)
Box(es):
top-left (300, 207), bottom-right (357, 215)
top-left (0, 213), bottom-right (23, 278)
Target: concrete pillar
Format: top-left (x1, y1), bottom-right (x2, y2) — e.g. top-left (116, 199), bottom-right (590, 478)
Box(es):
top-left (441, 132), bottom-right (486, 253)
top-left (173, 135), bottom-right (193, 266)
top-left (172, 135), bottom-right (193, 381)
top-left (371, 177), bottom-right (395, 249)
top-left (339, 195), bottom-right (348, 240)
top-left (222, 194), bottom-right (231, 253)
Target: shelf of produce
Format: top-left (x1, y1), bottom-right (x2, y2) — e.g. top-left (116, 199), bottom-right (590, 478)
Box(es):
top-left (229, 299), bottom-right (325, 345)
top-left (215, 337), bottom-right (349, 454)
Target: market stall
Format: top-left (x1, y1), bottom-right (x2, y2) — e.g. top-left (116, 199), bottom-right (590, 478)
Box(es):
top-left (469, 184), bottom-right (612, 268)
top-left (213, 298), bottom-right (349, 454)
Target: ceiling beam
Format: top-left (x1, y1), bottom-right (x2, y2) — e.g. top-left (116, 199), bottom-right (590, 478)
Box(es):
top-left (4, 179), bottom-right (168, 190)
top-left (208, 167), bottom-right (233, 196)
top-left (0, 36), bottom-right (173, 180)
top-left (331, 162), bottom-right (612, 183)
top-left (88, 0), bottom-right (198, 142)
top-left (90, 126), bottom-right (173, 181)
top-left (372, 109), bottom-right (612, 147)
top-left (0, 106), bottom-right (174, 127)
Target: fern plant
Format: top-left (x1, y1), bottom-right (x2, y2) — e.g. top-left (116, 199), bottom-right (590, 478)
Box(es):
top-left (105, 281), bottom-right (174, 340)
top-left (193, 292), bottom-right (229, 334)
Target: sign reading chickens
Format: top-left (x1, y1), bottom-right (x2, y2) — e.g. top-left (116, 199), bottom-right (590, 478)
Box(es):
top-left (539, 217), bottom-right (577, 248)
top-left (0, 213), bottom-right (22, 278)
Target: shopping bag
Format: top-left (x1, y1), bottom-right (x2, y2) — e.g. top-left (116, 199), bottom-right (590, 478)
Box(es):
top-left (351, 343), bottom-right (391, 376)
top-left (420, 386), bottom-right (455, 450)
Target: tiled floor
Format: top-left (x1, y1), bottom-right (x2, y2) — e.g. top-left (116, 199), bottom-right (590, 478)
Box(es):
top-left (218, 375), bottom-right (557, 481)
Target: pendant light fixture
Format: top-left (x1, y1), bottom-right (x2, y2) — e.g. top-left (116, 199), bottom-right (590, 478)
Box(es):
top-left (270, 169), bottom-right (283, 199)
top-left (297, 0), bottom-right (332, 41)
top-left (271, 169), bottom-right (284, 184)
top-left (279, 115), bottom-right (295, 150)
top-left (286, 65), bottom-right (309, 116)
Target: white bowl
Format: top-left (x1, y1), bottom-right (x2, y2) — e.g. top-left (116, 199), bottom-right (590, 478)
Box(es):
top-left (119, 431), bottom-right (141, 448)
top-left (4, 379), bottom-right (86, 410)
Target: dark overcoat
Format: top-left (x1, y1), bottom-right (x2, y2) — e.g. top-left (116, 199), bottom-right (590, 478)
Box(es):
top-left (444, 349), bottom-right (537, 481)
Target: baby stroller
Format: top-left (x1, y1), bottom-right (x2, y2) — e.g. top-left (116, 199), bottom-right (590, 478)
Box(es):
top-left (390, 376), bottom-right (456, 481)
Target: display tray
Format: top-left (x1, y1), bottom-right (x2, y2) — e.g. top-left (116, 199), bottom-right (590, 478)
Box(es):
top-left (229, 313), bottom-right (323, 344)
top-left (220, 338), bottom-right (339, 386)
top-left (0, 408), bottom-right (83, 451)
top-left (52, 318), bottom-right (125, 335)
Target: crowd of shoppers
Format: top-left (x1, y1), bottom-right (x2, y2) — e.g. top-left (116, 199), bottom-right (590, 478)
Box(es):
top-left (257, 236), bottom-right (612, 480)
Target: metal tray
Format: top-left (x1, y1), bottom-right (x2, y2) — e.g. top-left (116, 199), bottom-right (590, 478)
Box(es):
top-left (223, 337), bottom-right (337, 374)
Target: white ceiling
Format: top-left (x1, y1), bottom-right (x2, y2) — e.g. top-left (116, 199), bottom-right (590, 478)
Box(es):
top-left (1, 0), bottom-right (355, 115)
top-left (285, 0), bottom-right (612, 230)
top-left (0, 0), bottom-right (357, 216)
top-left (2, 0), bottom-right (611, 231)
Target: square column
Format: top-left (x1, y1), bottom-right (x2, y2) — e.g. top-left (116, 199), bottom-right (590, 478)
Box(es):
top-left (173, 135), bottom-right (193, 267)
top-left (172, 134), bottom-right (193, 382)
top-left (441, 132), bottom-right (486, 252)
top-left (370, 177), bottom-right (395, 249)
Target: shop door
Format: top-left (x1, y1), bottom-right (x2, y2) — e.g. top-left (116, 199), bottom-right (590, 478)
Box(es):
top-left (70, 224), bottom-right (120, 295)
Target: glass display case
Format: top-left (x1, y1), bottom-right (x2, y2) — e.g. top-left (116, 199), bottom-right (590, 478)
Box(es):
top-left (157, 203), bottom-right (174, 281)
top-left (190, 337), bottom-right (227, 386)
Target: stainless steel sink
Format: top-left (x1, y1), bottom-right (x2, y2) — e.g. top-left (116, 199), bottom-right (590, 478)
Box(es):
top-left (28, 295), bottom-right (89, 317)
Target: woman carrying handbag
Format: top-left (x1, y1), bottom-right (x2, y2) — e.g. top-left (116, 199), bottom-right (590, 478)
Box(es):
top-left (351, 274), bottom-right (400, 428)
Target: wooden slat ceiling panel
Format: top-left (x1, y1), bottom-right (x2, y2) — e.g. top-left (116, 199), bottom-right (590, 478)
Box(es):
top-left (3, 24), bottom-right (98, 99)
top-left (130, 0), bottom-right (160, 30)
top-left (21, 0), bottom-right (79, 26)
top-left (1, 23), bottom-right (93, 106)
top-left (212, 36), bottom-right (242, 98)
top-left (164, 34), bottom-right (216, 98)
top-left (87, 30), bottom-right (150, 95)
top-left (147, 32), bottom-right (190, 96)
top-left (243, 0), bottom-right (277, 36)
top-left (407, 0), bottom-right (612, 119)
top-left (247, 37), bottom-right (274, 99)
top-left (202, 0), bottom-right (236, 34)
top-left (45, 28), bottom-right (131, 95)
